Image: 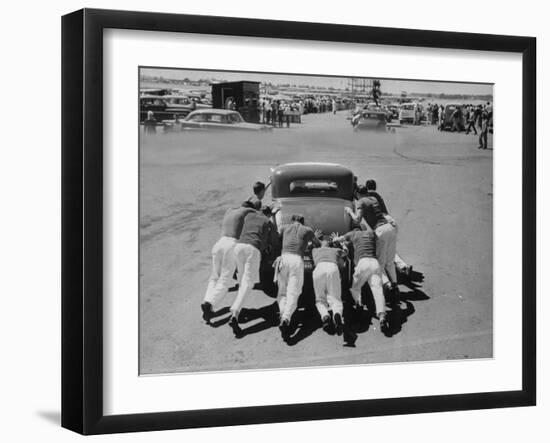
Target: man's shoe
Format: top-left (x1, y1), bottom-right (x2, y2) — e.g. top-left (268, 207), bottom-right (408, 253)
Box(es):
top-left (379, 312), bottom-right (390, 334)
top-left (334, 313), bottom-right (344, 336)
top-left (321, 315), bottom-right (332, 333)
top-left (391, 283), bottom-right (400, 302)
top-left (280, 319), bottom-right (291, 341)
top-left (343, 326), bottom-right (358, 347)
top-left (229, 315), bottom-right (242, 337)
top-left (201, 302), bottom-right (213, 322)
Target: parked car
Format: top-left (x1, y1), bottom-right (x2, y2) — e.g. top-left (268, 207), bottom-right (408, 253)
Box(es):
top-left (259, 163), bottom-right (355, 295)
top-left (177, 109), bottom-right (272, 131)
top-left (162, 95), bottom-right (211, 111)
top-left (398, 102), bottom-right (418, 124)
top-left (139, 95), bottom-right (191, 123)
top-left (440, 103), bottom-right (465, 131)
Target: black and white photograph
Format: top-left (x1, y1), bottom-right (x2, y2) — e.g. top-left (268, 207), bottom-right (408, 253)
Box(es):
top-left (139, 67), bottom-right (494, 375)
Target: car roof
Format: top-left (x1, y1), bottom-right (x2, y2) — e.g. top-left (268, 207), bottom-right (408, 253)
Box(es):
top-left (271, 163), bottom-right (354, 199)
top-left (161, 95), bottom-right (190, 99)
top-left (187, 108), bottom-right (239, 115)
top-left (272, 163), bottom-right (354, 182)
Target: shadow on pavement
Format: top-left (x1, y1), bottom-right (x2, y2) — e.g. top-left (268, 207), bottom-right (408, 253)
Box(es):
top-left (285, 308), bottom-right (322, 346)
top-left (207, 268), bottom-right (430, 344)
top-left (232, 302), bottom-right (279, 338)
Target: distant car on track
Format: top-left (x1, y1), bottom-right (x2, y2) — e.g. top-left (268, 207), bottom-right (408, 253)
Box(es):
top-left (352, 110), bottom-right (390, 131)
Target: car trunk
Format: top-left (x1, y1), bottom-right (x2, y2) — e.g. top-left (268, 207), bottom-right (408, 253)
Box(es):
top-left (273, 197), bottom-right (353, 235)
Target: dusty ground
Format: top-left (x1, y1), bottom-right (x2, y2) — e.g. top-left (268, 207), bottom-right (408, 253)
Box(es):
top-left (139, 112), bottom-right (493, 374)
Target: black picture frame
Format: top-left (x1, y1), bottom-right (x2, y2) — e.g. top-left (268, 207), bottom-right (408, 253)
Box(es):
top-left (61, 8), bottom-right (536, 435)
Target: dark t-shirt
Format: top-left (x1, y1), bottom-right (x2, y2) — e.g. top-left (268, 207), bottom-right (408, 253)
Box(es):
top-left (238, 212), bottom-right (271, 252)
top-left (281, 223), bottom-right (315, 256)
top-left (312, 247), bottom-right (342, 266)
top-left (357, 196), bottom-right (387, 230)
top-left (365, 191), bottom-right (388, 214)
top-left (220, 207), bottom-right (256, 239)
top-left (343, 230), bottom-right (376, 265)
top-left (474, 108), bottom-right (482, 125)
top-left (246, 195), bottom-right (262, 210)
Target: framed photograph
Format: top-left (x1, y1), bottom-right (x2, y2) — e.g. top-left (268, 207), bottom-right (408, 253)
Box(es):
top-left (61, 8), bottom-right (536, 435)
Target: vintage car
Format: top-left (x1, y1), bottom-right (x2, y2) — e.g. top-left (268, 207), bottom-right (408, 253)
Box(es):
top-left (178, 109), bottom-right (272, 131)
top-left (352, 109), bottom-right (390, 131)
top-left (139, 95), bottom-right (191, 123)
top-left (259, 163), bottom-right (355, 295)
top-left (398, 102), bottom-right (418, 124)
top-left (439, 103), bottom-right (466, 131)
top-left (162, 95), bottom-right (211, 111)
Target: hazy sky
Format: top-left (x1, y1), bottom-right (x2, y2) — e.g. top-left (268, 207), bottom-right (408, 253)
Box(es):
top-left (141, 67), bottom-right (493, 96)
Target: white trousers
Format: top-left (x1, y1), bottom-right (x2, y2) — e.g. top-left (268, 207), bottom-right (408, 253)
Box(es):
top-left (375, 223), bottom-right (398, 284)
top-left (276, 253), bottom-right (304, 322)
top-left (203, 236), bottom-right (237, 308)
top-left (313, 262), bottom-right (343, 318)
top-left (350, 257), bottom-right (385, 314)
top-left (230, 243), bottom-right (261, 316)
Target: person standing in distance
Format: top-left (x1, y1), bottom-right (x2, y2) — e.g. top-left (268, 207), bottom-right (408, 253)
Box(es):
top-left (478, 109), bottom-right (489, 150)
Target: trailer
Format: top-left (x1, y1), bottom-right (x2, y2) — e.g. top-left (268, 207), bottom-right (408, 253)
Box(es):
top-left (211, 81), bottom-right (261, 123)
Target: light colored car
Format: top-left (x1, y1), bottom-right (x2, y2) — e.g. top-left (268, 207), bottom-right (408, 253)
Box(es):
top-left (179, 109), bottom-right (272, 131)
top-left (398, 102), bottom-right (418, 124)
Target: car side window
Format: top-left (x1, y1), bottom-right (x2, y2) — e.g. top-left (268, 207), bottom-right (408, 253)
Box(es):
top-left (227, 113), bottom-right (242, 123)
top-left (208, 114), bottom-right (224, 123)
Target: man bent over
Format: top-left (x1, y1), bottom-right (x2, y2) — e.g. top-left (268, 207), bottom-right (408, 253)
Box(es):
top-left (275, 214), bottom-right (318, 341)
top-left (332, 229), bottom-right (390, 334)
top-left (229, 206), bottom-right (273, 336)
top-left (312, 236), bottom-right (347, 336)
top-left (201, 202), bottom-right (256, 322)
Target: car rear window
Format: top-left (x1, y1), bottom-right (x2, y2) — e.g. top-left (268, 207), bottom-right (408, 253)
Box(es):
top-left (363, 113), bottom-right (384, 119)
top-left (289, 180), bottom-right (338, 194)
